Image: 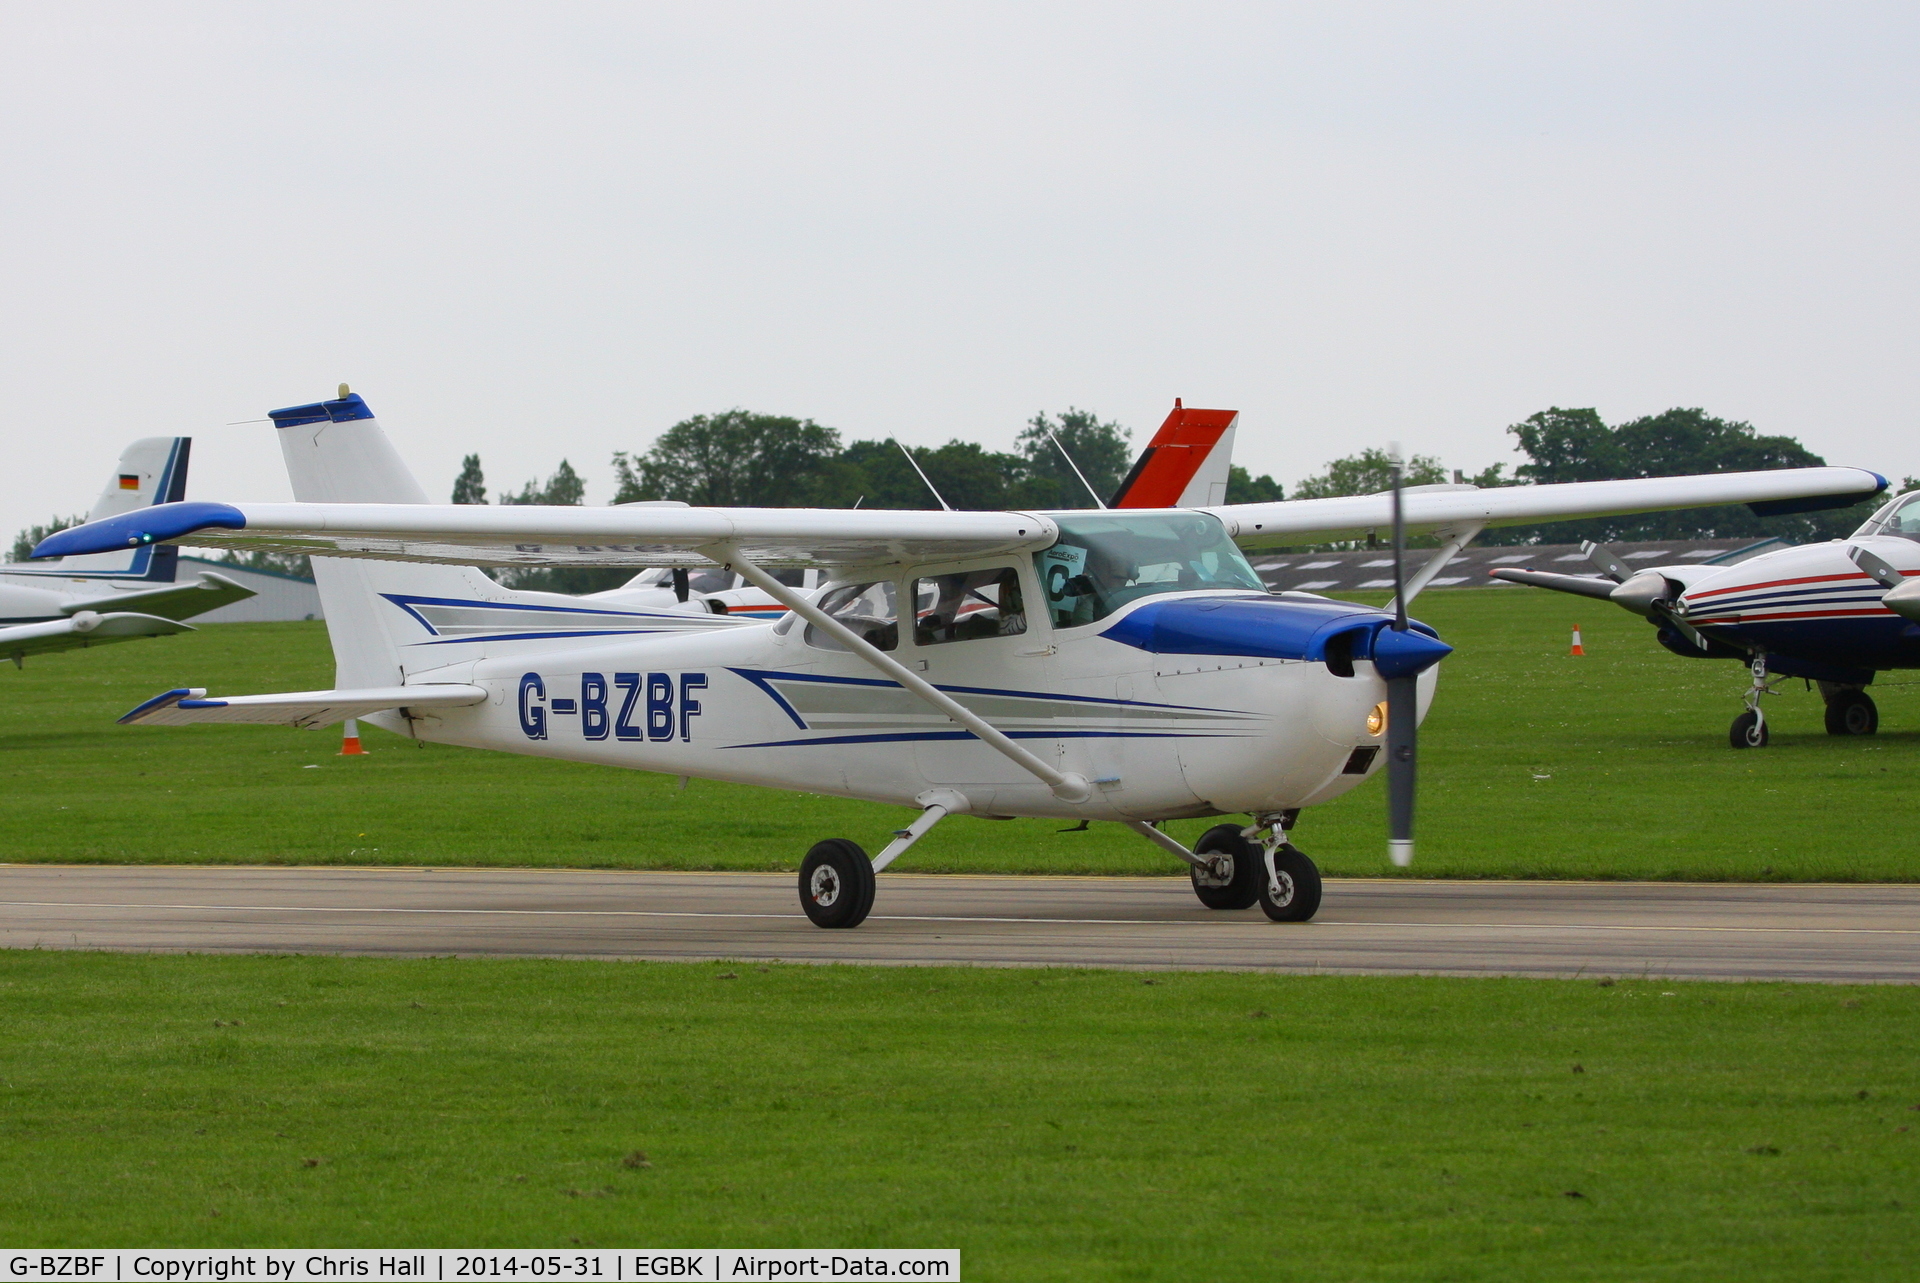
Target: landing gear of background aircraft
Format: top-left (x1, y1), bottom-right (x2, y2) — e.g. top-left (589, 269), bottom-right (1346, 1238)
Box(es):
top-left (1257, 844), bottom-right (1322, 922)
top-left (1189, 824), bottom-right (1263, 909)
top-left (1823, 689), bottom-right (1879, 737)
top-left (1729, 711), bottom-right (1768, 748)
top-left (799, 838), bottom-right (875, 929)
top-left (1729, 653), bottom-right (1781, 749)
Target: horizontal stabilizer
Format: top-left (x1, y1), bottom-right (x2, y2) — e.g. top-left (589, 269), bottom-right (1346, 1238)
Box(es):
top-left (1487, 567), bottom-right (1624, 600)
top-left (120, 683), bottom-right (488, 728)
top-left (1, 612), bottom-right (193, 664)
top-left (64, 572), bottom-right (257, 622)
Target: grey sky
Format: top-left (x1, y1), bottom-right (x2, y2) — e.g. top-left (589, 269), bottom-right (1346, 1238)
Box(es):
top-left (3, 2), bottom-right (1916, 529)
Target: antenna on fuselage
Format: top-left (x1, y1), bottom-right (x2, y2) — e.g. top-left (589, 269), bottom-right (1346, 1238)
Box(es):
top-left (893, 440), bottom-right (952, 511)
top-left (1047, 430), bottom-right (1108, 510)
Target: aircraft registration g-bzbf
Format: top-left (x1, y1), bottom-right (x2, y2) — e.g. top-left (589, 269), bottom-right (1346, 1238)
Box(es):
top-left (37, 392), bottom-right (1886, 927)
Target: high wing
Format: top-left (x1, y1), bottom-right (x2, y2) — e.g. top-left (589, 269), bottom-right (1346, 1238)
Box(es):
top-left (33, 469), bottom-right (1886, 570)
top-left (60, 571), bottom-right (256, 622)
top-left (120, 684), bottom-right (488, 728)
top-left (36, 501), bottom-right (1057, 569)
top-left (1205, 470), bottom-right (1887, 549)
top-left (0, 612), bottom-right (192, 663)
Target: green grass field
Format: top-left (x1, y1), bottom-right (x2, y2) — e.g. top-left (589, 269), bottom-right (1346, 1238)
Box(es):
top-left (1, 952), bottom-right (1915, 1277)
top-left (1, 589), bottom-right (1912, 879)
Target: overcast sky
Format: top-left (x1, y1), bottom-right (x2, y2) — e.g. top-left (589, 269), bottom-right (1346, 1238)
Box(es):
top-left (3, 2), bottom-right (1916, 528)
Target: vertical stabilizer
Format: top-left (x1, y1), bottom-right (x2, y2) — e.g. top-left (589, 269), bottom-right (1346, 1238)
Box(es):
top-left (10, 437), bottom-right (191, 581)
top-left (1109, 402), bottom-right (1238, 509)
top-left (271, 392), bottom-right (504, 690)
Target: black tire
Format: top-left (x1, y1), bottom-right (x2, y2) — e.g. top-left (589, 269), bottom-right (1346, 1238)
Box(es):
top-left (1257, 844), bottom-right (1323, 922)
top-left (1188, 824), bottom-right (1262, 910)
top-left (1824, 690), bottom-right (1878, 737)
top-left (799, 839), bottom-right (875, 928)
top-left (1729, 710), bottom-right (1768, 749)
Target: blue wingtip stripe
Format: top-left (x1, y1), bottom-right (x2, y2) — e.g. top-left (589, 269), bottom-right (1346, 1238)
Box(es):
top-left (118, 688), bottom-right (196, 724)
top-left (32, 501), bottom-right (247, 560)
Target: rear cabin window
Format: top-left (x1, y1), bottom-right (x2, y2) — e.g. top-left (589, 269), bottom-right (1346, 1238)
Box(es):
top-left (804, 581), bottom-right (899, 652)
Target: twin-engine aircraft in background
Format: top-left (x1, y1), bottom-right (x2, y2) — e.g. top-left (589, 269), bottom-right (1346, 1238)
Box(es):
top-left (0, 438), bottom-right (255, 666)
top-left (1492, 491), bottom-right (1920, 747)
top-left (37, 391), bottom-right (1885, 927)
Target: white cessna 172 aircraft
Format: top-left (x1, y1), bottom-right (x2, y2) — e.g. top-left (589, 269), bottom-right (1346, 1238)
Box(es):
top-left (1, 437), bottom-right (254, 666)
top-left (36, 392), bottom-right (1885, 926)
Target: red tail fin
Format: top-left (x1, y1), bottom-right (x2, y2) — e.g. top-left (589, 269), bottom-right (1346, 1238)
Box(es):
top-left (1109, 400), bottom-right (1239, 508)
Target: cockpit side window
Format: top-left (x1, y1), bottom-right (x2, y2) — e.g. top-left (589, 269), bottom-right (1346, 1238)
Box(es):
top-left (1034, 512), bottom-right (1267, 627)
top-left (912, 566), bottom-right (1028, 645)
top-left (1860, 492), bottom-right (1920, 542)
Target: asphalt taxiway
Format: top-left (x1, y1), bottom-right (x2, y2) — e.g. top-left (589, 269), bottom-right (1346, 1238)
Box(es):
top-left (2, 864), bottom-right (1916, 982)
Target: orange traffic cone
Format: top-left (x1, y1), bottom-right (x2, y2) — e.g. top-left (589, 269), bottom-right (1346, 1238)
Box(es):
top-left (1570, 624), bottom-right (1585, 657)
top-left (339, 717), bottom-right (367, 755)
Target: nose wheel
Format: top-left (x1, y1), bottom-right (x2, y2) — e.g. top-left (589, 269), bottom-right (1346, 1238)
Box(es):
top-left (1257, 843), bottom-right (1323, 921)
top-left (799, 838), bottom-right (876, 928)
top-left (1729, 653), bottom-right (1781, 749)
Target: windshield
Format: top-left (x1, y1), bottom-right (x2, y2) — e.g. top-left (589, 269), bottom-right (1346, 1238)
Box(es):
top-left (1034, 512), bottom-right (1266, 627)
top-left (1856, 491), bottom-right (1920, 542)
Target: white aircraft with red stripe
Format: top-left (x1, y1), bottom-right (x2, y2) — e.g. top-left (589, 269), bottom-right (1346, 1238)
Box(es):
top-left (1493, 490), bottom-right (1919, 746)
top-left (36, 390), bottom-right (1884, 927)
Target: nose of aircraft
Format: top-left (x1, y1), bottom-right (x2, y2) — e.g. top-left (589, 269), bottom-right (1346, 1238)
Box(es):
top-left (1370, 625), bottom-right (1454, 678)
top-left (1099, 595), bottom-right (1452, 676)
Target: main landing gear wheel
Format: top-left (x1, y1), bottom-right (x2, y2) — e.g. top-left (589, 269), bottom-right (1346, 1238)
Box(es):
top-left (799, 838), bottom-right (875, 929)
top-left (1729, 710), bottom-right (1769, 749)
top-left (1258, 844), bottom-right (1323, 922)
top-left (1824, 690), bottom-right (1879, 737)
top-left (1188, 824), bottom-right (1262, 910)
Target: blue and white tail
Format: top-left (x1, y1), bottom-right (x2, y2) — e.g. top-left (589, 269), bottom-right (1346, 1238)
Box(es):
top-left (10, 438), bottom-right (191, 582)
top-left (269, 389), bottom-right (735, 693)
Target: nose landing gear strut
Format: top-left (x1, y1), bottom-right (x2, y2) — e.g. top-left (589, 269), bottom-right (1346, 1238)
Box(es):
top-left (1729, 652), bottom-right (1784, 748)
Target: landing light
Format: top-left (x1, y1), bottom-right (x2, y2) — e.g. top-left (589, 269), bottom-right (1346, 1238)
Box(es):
top-left (1367, 702), bottom-right (1387, 736)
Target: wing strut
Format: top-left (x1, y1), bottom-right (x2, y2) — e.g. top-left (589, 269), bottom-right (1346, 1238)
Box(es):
top-left (712, 543), bottom-right (1093, 805)
top-left (1385, 522), bottom-right (1484, 615)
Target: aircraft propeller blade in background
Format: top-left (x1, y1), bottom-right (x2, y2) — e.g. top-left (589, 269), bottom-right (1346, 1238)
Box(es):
top-left (1849, 545), bottom-right (1920, 622)
top-left (1582, 540), bottom-right (1710, 650)
top-left (1385, 448), bottom-right (1418, 868)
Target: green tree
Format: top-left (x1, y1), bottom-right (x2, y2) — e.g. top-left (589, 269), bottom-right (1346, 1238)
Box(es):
top-left (451, 455), bottom-right (487, 505)
top-left (1292, 448), bottom-right (1447, 500)
top-left (1015, 409), bottom-right (1132, 508)
top-left (1227, 465), bottom-right (1284, 504)
top-left (9, 515), bottom-right (84, 563)
top-left (495, 459), bottom-right (620, 593)
top-left (1493, 406), bottom-right (1876, 543)
top-left (502, 459), bottom-right (585, 507)
top-left (613, 411), bottom-right (841, 508)
top-left (814, 439), bottom-right (1030, 511)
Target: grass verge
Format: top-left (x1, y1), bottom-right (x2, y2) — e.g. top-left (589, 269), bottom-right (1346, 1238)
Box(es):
top-left (1, 951), bottom-right (1915, 1278)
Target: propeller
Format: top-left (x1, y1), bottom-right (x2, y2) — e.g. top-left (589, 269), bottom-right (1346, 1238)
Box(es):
top-left (1385, 449), bottom-right (1417, 867)
top-left (1582, 540), bottom-right (1709, 650)
top-left (1849, 545), bottom-right (1920, 622)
